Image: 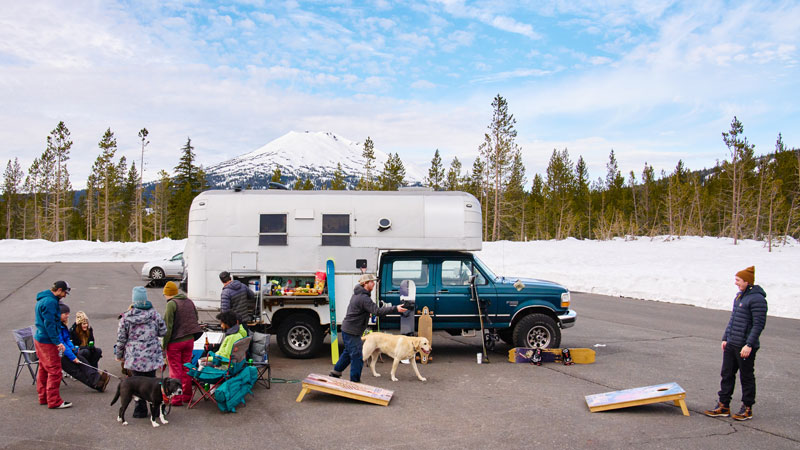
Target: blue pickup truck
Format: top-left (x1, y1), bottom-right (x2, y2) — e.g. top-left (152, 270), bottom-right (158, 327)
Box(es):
top-left (377, 251), bottom-right (576, 348)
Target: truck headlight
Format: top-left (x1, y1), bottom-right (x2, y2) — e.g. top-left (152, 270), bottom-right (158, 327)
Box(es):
top-left (561, 292), bottom-right (571, 308)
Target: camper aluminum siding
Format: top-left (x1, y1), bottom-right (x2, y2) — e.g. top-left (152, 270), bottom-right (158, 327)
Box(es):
top-left (185, 190), bottom-right (482, 312)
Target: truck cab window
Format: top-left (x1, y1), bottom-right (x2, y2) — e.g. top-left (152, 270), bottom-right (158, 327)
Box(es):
top-left (259, 214), bottom-right (287, 245)
top-left (390, 260), bottom-right (429, 287)
top-left (322, 214), bottom-right (350, 246)
top-left (442, 259), bottom-right (485, 286)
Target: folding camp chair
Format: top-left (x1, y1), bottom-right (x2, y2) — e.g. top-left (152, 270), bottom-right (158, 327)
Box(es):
top-left (249, 332), bottom-right (271, 389)
top-left (12, 326), bottom-right (39, 393)
top-left (12, 326), bottom-right (68, 393)
top-left (184, 336), bottom-right (252, 409)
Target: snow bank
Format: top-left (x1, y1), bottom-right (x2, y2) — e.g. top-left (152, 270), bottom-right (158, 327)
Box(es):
top-left (0, 236), bottom-right (797, 319)
top-left (477, 236), bottom-right (800, 319)
top-left (0, 238), bottom-right (186, 263)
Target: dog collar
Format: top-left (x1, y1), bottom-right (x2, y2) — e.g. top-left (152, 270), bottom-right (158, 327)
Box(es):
top-left (161, 385), bottom-right (172, 404)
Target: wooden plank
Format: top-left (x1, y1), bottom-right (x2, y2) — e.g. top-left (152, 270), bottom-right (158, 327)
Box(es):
top-left (296, 373), bottom-right (393, 406)
top-left (585, 382), bottom-right (689, 416)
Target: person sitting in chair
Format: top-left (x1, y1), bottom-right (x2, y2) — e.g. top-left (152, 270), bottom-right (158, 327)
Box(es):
top-left (198, 311), bottom-right (247, 370)
top-left (69, 311), bottom-right (102, 368)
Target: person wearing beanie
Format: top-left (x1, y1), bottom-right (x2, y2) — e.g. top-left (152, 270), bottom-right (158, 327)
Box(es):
top-left (704, 266), bottom-right (768, 421)
top-left (70, 311), bottom-right (103, 368)
top-left (57, 304), bottom-right (110, 393)
top-left (33, 280), bottom-right (72, 409)
top-left (115, 286), bottom-right (167, 418)
top-left (162, 281), bottom-right (203, 406)
top-left (329, 274), bottom-right (408, 382)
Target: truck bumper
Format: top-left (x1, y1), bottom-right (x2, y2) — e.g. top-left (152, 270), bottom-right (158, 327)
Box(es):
top-left (558, 309), bottom-right (577, 329)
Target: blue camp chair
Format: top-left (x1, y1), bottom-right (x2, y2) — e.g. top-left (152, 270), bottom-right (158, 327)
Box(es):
top-left (184, 336), bottom-right (251, 409)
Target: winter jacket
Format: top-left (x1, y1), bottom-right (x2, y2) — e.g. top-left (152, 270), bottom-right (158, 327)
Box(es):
top-left (34, 290), bottom-right (62, 345)
top-left (163, 294), bottom-right (203, 349)
top-left (58, 323), bottom-right (78, 361)
top-left (69, 323), bottom-right (96, 347)
top-left (211, 324), bottom-right (248, 363)
top-left (723, 284), bottom-right (768, 348)
top-left (221, 280), bottom-right (255, 321)
top-left (341, 284), bottom-right (398, 336)
top-left (115, 307), bottom-right (167, 372)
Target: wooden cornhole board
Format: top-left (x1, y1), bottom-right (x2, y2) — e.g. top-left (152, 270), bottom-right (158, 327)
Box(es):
top-left (296, 373), bottom-right (394, 406)
top-left (585, 382), bottom-right (689, 416)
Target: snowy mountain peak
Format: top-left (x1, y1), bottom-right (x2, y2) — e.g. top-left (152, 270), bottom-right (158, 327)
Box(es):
top-left (205, 131), bottom-right (424, 189)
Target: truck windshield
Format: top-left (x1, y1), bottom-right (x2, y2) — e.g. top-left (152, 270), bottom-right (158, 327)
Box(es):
top-left (472, 256), bottom-right (498, 281)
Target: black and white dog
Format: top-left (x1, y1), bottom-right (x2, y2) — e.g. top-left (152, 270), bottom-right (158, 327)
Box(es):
top-left (111, 376), bottom-right (183, 427)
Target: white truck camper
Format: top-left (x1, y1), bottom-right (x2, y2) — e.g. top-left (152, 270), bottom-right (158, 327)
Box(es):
top-left (184, 189), bottom-right (482, 357)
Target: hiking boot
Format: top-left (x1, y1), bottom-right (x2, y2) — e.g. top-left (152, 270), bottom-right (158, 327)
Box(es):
top-left (732, 404), bottom-right (753, 421)
top-left (328, 371), bottom-right (341, 378)
top-left (95, 372), bottom-right (110, 392)
top-left (703, 401), bottom-right (730, 417)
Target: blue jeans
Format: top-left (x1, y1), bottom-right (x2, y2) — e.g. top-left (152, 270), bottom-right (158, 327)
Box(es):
top-left (333, 332), bottom-right (363, 382)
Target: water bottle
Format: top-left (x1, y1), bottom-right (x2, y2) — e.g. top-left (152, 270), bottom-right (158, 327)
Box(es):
top-left (254, 280), bottom-right (260, 292)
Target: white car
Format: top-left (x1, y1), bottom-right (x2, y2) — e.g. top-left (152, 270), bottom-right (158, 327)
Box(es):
top-left (141, 252), bottom-right (184, 281)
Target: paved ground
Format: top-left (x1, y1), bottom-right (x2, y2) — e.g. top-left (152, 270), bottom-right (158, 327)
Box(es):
top-left (0, 263), bottom-right (798, 450)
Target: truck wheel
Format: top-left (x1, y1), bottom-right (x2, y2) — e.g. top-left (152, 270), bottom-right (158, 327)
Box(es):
top-left (276, 314), bottom-right (324, 359)
top-left (512, 314), bottom-right (560, 349)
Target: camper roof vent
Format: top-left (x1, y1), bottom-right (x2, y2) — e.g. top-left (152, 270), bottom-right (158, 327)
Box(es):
top-left (377, 218), bottom-right (391, 231)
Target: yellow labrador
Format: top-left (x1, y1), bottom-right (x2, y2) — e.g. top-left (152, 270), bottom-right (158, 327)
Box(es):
top-left (361, 332), bottom-right (431, 382)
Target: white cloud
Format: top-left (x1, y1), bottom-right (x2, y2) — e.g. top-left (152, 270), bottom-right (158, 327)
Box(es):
top-left (411, 80), bottom-right (436, 89)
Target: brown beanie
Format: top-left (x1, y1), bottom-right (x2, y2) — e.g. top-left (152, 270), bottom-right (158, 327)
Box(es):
top-left (735, 266), bottom-right (755, 285)
top-left (163, 281), bottom-right (179, 297)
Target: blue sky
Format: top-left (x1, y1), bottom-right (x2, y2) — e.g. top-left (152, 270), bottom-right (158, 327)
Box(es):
top-left (1, 0), bottom-right (798, 186)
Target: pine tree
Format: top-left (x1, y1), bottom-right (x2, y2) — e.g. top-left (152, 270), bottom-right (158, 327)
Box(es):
top-left (573, 156), bottom-right (591, 238)
top-left (479, 94), bottom-right (518, 241)
top-left (360, 137), bottom-right (376, 190)
top-left (426, 149), bottom-right (444, 190)
top-left (721, 116), bottom-right (756, 244)
top-left (136, 128), bottom-right (149, 242)
top-left (45, 121), bottom-right (72, 241)
top-left (152, 170), bottom-right (171, 239)
top-left (92, 128), bottom-right (121, 242)
top-left (168, 138), bottom-right (204, 239)
top-left (445, 157), bottom-right (463, 191)
top-left (2, 158), bottom-right (23, 239)
top-left (545, 148), bottom-right (575, 239)
top-left (331, 163), bottom-right (347, 190)
top-left (378, 153), bottom-right (406, 191)
top-left (503, 149), bottom-right (527, 240)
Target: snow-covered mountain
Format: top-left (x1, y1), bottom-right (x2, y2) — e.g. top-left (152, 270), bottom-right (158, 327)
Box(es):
top-left (204, 131), bottom-right (426, 189)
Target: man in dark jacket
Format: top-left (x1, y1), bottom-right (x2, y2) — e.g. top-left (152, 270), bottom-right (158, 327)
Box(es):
top-left (219, 271), bottom-right (256, 323)
top-left (329, 274), bottom-right (407, 382)
top-left (34, 280), bottom-right (71, 409)
top-left (704, 266), bottom-right (767, 421)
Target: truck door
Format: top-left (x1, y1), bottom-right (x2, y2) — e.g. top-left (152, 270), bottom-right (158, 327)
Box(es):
top-left (435, 257), bottom-right (496, 329)
top-left (380, 257), bottom-right (435, 330)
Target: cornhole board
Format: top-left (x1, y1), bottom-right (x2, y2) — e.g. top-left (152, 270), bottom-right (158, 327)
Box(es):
top-left (296, 373), bottom-right (394, 406)
top-left (508, 347), bottom-right (596, 364)
top-left (585, 382), bottom-right (689, 416)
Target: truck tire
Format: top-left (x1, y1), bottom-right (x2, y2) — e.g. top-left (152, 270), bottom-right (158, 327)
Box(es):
top-left (276, 314), bottom-right (324, 359)
top-left (512, 314), bottom-right (560, 349)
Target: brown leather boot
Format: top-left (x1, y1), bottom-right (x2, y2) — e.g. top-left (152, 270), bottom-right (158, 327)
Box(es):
top-left (731, 404), bottom-right (753, 421)
top-left (703, 401), bottom-right (730, 417)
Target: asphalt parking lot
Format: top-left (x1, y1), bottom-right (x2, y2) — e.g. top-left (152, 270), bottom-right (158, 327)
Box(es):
top-left (0, 262), bottom-right (798, 450)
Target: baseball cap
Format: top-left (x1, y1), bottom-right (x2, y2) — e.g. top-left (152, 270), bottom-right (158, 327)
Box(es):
top-left (53, 280), bottom-right (71, 294)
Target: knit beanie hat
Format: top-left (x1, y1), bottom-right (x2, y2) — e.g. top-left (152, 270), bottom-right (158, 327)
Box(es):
top-left (163, 281), bottom-right (179, 297)
top-left (132, 286), bottom-right (152, 309)
top-left (735, 266), bottom-right (755, 285)
top-left (59, 302), bottom-right (70, 314)
top-left (75, 311), bottom-right (88, 325)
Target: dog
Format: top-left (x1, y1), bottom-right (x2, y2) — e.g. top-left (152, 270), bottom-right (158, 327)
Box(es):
top-left (361, 332), bottom-right (431, 382)
top-left (110, 376), bottom-right (182, 427)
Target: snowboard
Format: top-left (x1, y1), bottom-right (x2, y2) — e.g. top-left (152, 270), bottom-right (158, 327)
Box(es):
top-left (508, 347), bottom-right (595, 364)
top-left (327, 259), bottom-right (338, 364)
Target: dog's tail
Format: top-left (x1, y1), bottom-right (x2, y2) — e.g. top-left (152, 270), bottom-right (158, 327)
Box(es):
top-left (110, 382), bottom-right (121, 406)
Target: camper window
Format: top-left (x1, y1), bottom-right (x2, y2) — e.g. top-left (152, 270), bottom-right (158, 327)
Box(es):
top-left (321, 214), bottom-right (350, 246)
top-left (259, 214), bottom-right (287, 246)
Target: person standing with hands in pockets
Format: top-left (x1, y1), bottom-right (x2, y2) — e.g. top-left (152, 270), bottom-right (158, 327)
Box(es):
top-left (704, 266), bottom-right (767, 421)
